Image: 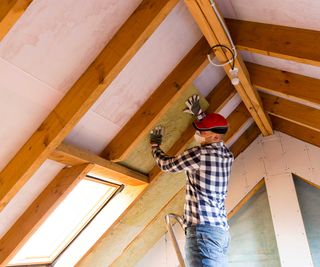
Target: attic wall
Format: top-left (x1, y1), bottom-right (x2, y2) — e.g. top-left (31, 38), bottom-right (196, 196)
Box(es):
top-left (136, 131), bottom-right (320, 267)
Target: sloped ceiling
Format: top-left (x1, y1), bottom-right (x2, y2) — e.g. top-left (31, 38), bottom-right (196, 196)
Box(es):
top-left (0, 0), bottom-right (320, 266)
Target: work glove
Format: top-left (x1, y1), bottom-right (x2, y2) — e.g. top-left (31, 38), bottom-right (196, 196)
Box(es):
top-left (183, 94), bottom-right (206, 120)
top-left (150, 126), bottom-right (164, 147)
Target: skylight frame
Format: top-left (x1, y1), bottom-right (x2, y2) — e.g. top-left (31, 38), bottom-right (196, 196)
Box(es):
top-left (8, 176), bottom-right (122, 267)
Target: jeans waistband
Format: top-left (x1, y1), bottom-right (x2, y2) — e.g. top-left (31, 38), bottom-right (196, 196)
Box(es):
top-left (186, 224), bottom-right (228, 235)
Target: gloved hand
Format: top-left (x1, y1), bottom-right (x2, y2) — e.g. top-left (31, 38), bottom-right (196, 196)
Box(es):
top-left (183, 94), bottom-right (206, 120)
top-left (150, 126), bottom-right (164, 147)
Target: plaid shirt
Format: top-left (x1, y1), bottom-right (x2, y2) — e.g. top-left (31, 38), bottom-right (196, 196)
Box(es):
top-left (152, 142), bottom-right (234, 230)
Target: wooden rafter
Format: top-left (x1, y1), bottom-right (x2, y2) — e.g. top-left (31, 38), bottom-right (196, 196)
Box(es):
top-left (261, 92), bottom-right (320, 133)
top-left (271, 115), bottom-right (320, 149)
top-left (0, 0), bottom-right (179, 211)
top-left (226, 19), bottom-right (320, 67)
top-left (49, 143), bottom-right (148, 185)
top-left (184, 0), bottom-right (272, 136)
top-left (0, 164), bottom-right (94, 267)
top-left (76, 78), bottom-right (237, 266)
top-left (101, 37), bottom-right (210, 161)
top-left (0, 0), bottom-right (33, 40)
top-left (248, 63), bottom-right (320, 106)
top-left (110, 122), bottom-right (262, 266)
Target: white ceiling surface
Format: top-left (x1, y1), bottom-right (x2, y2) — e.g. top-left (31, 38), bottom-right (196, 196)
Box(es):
top-left (0, 159), bottom-right (65, 239)
top-left (218, 0), bottom-right (320, 31)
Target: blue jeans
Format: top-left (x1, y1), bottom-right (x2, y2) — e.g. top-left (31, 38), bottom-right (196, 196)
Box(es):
top-left (185, 225), bottom-right (230, 267)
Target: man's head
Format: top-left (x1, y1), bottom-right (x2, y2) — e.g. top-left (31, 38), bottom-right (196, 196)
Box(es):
top-left (193, 113), bottom-right (228, 145)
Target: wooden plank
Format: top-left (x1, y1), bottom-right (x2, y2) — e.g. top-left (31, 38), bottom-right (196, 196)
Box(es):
top-left (76, 79), bottom-right (237, 267)
top-left (111, 123), bottom-right (263, 266)
top-left (50, 143), bottom-right (149, 185)
top-left (184, 0), bottom-right (273, 136)
top-left (0, 0), bottom-right (33, 40)
top-left (0, 163), bottom-right (94, 267)
top-left (271, 115), bottom-right (320, 149)
top-left (247, 62), bottom-right (320, 106)
top-left (0, 0), bottom-right (179, 211)
top-left (229, 123), bottom-right (261, 158)
top-left (261, 92), bottom-right (320, 132)
top-left (101, 37), bottom-right (210, 161)
top-left (226, 19), bottom-right (320, 67)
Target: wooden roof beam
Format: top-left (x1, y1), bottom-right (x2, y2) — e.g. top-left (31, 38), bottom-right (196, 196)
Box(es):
top-left (271, 115), bottom-right (320, 149)
top-left (0, 163), bottom-right (94, 267)
top-left (247, 62), bottom-right (320, 107)
top-left (0, 0), bottom-right (33, 40)
top-left (49, 143), bottom-right (149, 185)
top-left (226, 19), bottom-right (320, 67)
top-left (260, 92), bottom-right (320, 133)
top-left (0, 0), bottom-right (179, 211)
top-left (184, 0), bottom-right (273, 136)
top-left (101, 37), bottom-right (210, 161)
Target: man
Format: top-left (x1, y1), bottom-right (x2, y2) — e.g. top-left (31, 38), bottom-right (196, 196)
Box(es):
top-left (150, 95), bottom-right (234, 267)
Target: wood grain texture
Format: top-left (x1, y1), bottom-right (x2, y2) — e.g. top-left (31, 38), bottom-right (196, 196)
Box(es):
top-left (0, 0), bottom-right (178, 211)
top-left (261, 92), bottom-right (320, 132)
top-left (50, 143), bottom-right (149, 185)
top-left (102, 37), bottom-right (210, 161)
top-left (0, 164), bottom-right (93, 267)
top-left (226, 18), bottom-right (320, 67)
top-left (248, 63), bottom-right (320, 106)
top-left (184, 0), bottom-right (272, 136)
top-left (0, 0), bottom-right (33, 40)
top-left (271, 115), bottom-right (320, 148)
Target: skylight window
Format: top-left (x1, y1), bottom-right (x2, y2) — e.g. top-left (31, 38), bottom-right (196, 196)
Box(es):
top-left (9, 177), bottom-right (119, 266)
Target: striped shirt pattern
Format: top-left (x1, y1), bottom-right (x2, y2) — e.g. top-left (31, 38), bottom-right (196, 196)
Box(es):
top-left (152, 142), bottom-right (234, 230)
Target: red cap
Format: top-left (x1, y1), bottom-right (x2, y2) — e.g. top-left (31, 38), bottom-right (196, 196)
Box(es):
top-left (193, 113), bottom-right (228, 134)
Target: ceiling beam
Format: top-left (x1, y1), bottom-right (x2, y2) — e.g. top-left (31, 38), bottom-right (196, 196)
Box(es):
top-left (226, 19), bottom-right (320, 67)
top-left (76, 78), bottom-right (237, 266)
top-left (49, 143), bottom-right (149, 185)
top-left (0, 0), bottom-right (32, 40)
top-left (247, 62), bottom-right (320, 106)
top-left (101, 37), bottom-right (210, 161)
top-left (111, 122), bottom-right (262, 266)
top-left (0, 163), bottom-right (93, 267)
top-left (0, 0), bottom-right (179, 211)
top-left (271, 115), bottom-right (320, 149)
top-left (184, 0), bottom-right (273, 136)
top-left (261, 92), bottom-right (320, 133)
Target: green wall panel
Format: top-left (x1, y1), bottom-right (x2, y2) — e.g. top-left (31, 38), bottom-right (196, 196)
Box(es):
top-left (228, 186), bottom-right (281, 267)
top-left (294, 176), bottom-right (320, 267)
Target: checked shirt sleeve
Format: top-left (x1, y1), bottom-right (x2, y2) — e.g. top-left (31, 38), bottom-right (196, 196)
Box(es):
top-left (151, 146), bottom-right (201, 173)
